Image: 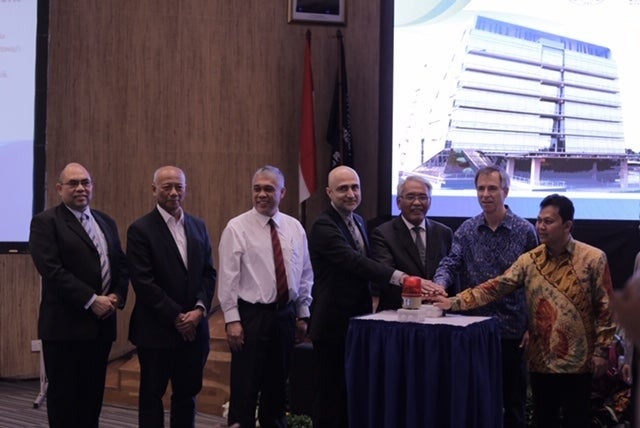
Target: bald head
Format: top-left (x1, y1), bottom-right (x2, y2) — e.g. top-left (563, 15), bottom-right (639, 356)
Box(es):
top-left (328, 166), bottom-right (358, 188)
top-left (326, 166), bottom-right (361, 215)
top-left (152, 165), bottom-right (186, 218)
top-left (56, 162), bottom-right (93, 211)
top-left (153, 166), bottom-right (185, 186)
top-left (58, 162), bottom-right (90, 184)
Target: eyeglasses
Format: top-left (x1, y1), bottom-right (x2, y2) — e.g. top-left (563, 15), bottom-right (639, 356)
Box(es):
top-left (401, 193), bottom-right (430, 202)
top-left (60, 179), bottom-right (92, 188)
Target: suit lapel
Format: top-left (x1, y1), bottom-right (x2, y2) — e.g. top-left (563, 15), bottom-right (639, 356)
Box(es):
top-left (59, 204), bottom-right (96, 251)
top-left (424, 219), bottom-right (435, 261)
top-left (327, 208), bottom-right (359, 251)
top-left (424, 219), bottom-right (440, 275)
top-left (93, 211), bottom-right (113, 254)
top-left (184, 214), bottom-right (198, 271)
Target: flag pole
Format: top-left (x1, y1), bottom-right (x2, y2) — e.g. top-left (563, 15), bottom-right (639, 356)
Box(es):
top-left (300, 28), bottom-right (311, 230)
top-left (299, 28), bottom-right (316, 228)
top-left (336, 29), bottom-right (344, 166)
top-left (300, 29), bottom-right (310, 228)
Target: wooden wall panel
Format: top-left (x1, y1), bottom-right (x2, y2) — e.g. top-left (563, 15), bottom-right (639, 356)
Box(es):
top-left (1, 0), bottom-right (382, 377)
top-left (0, 255), bottom-right (41, 377)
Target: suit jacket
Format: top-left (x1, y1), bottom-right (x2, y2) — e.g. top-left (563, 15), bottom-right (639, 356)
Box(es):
top-left (29, 203), bottom-right (129, 341)
top-left (308, 207), bottom-right (395, 344)
top-left (370, 216), bottom-right (453, 311)
top-left (127, 208), bottom-right (216, 348)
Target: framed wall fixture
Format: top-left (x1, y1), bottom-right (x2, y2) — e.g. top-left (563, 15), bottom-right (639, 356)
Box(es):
top-left (288, 0), bottom-right (345, 25)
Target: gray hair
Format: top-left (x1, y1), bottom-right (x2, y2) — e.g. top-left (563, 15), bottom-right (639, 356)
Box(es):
top-left (474, 166), bottom-right (510, 190)
top-left (397, 175), bottom-right (432, 196)
top-left (152, 165), bottom-right (186, 185)
top-left (253, 165), bottom-right (285, 188)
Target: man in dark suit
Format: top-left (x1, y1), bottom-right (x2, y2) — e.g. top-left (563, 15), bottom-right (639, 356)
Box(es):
top-left (127, 165), bottom-right (216, 427)
top-left (29, 162), bottom-right (129, 428)
top-left (308, 165), bottom-right (422, 428)
top-left (370, 175), bottom-right (453, 311)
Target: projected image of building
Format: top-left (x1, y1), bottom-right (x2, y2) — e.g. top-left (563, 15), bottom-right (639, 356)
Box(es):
top-left (407, 16), bottom-right (636, 191)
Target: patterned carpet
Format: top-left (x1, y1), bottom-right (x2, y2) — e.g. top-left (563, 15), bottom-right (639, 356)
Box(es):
top-left (0, 379), bottom-right (227, 427)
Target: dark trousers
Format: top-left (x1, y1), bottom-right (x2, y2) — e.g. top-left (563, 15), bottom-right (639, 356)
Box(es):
top-left (502, 339), bottom-right (527, 428)
top-left (137, 338), bottom-right (209, 428)
top-left (42, 339), bottom-right (112, 428)
top-left (530, 372), bottom-right (592, 428)
top-left (312, 339), bottom-right (348, 428)
top-left (228, 300), bottom-right (295, 428)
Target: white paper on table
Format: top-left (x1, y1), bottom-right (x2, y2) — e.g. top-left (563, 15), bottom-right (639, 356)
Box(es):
top-left (355, 310), bottom-right (491, 327)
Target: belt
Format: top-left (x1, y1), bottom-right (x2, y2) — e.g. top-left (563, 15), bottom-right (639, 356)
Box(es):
top-left (238, 298), bottom-right (292, 312)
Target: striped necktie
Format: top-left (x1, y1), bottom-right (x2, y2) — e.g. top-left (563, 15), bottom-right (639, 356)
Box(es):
top-left (412, 226), bottom-right (426, 267)
top-left (81, 213), bottom-right (111, 294)
top-left (347, 217), bottom-right (364, 254)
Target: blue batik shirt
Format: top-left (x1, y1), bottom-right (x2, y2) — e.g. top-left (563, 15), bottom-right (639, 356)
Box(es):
top-left (433, 208), bottom-right (538, 339)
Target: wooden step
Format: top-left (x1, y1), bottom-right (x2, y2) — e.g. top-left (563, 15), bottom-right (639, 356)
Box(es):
top-left (204, 350), bottom-right (231, 381)
top-left (103, 310), bottom-right (231, 416)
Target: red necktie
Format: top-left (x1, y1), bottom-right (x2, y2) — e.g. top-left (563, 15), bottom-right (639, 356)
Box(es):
top-left (269, 218), bottom-right (289, 306)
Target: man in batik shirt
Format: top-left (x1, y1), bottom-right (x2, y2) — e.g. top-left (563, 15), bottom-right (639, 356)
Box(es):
top-left (429, 194), bottom-right (615, 428)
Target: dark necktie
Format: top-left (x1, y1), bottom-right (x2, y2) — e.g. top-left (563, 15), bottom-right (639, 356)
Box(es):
top-left (269, 218), bottom-right (289, 306)
top-left (81, 213), bottom-right (111, 293)
top-left (347, 217), bottom-right (364, 254)
top-left (413, 226), bottom-right (426, 267)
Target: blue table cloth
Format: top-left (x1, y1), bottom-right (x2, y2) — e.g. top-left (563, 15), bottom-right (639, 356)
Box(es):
top-left (345, 313), bottom-right (503, 428)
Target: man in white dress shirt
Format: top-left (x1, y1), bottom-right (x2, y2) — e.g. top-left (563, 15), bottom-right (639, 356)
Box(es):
top-left (218, 165), bottom-right (313, 428)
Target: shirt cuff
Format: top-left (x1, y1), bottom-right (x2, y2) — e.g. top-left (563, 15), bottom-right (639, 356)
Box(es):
top-left (223, 308), bottom-right (241, 324)
top-left (84, 294), bottom-right (97, 310)
top-left (390, 270), bottom-right (407, 286)
top-left (296, 304), bottom-right (311, 319)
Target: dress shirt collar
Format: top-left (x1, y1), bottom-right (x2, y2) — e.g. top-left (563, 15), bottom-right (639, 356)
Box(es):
top-left (478, 205), bottom-right (517, 231)
top-left (65, 204), bottom-right (92, 222)
top-left (400, 214), bottom-right (425, 231)
top-left (251, 207), bottom-right (282, 228)
top-left (156, 204), bottom-right (184, 226)
top-left (331, 202), bottom-right (356, 225)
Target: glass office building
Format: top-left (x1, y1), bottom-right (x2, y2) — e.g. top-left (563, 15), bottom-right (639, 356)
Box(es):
top-left (413, 15), bottom-right (631, 190)
top-left (440, 16), bottom-right (625, 155)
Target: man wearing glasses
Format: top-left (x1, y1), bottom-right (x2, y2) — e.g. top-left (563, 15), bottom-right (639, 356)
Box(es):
top-left (29, 162), bottom-right (129, 428)
top-left (370, 175), bottom-right (453, 311)
top-left (432, 165), bottom-right (538, 428)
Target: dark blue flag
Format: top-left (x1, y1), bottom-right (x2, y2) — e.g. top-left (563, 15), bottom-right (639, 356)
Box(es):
top-left (327, 30), bottom-right (353, 169)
